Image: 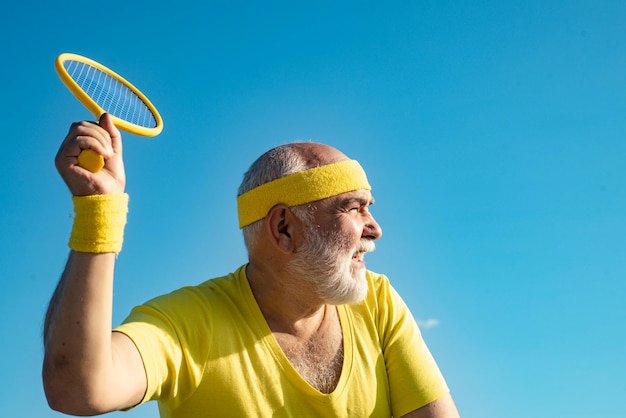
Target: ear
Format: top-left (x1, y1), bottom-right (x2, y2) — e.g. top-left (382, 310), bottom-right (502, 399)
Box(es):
top-left (265, 204), bottom-right (298, 254)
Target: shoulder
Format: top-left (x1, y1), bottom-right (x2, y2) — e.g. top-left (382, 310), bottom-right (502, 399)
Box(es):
top-left (363, 269), bottom-right (400, 307)
top-left (346, 270), bottom-right (398, 323)
top-left (131, 265), bottom-right (248, 324)
top-left (155, 264), bottom-right (245, 301)
top-left (357, 269), bottom-right (414, 331)
top-left (365, 269), bottom-right (390, 290)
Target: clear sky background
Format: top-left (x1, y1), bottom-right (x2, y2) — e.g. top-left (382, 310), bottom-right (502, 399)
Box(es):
top-left (1, 1), bottom-right (624, 417)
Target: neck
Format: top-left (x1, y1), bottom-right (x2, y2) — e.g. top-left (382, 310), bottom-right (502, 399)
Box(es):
top-left (246, 262), bottom-right (329, 337)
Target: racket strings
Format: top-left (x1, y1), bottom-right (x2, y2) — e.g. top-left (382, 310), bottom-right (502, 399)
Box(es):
top-left (64, 60), bottom-right (158, 129)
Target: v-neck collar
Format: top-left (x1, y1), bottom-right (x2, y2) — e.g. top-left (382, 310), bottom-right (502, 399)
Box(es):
top-left (236, 264), bottom-right (355, 401)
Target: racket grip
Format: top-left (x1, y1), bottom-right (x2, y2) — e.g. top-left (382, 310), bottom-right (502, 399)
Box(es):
top-left (77, 149), bottom-right (105, 173)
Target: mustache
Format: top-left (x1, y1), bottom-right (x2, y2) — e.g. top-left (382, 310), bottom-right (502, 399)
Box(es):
top-left (356, 239), bottom-right (376, 254)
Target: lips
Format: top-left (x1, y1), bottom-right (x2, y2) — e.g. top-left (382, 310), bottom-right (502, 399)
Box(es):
top-left (352, 240), bottom-right (376, 262)
top-left (352, 253), bottom-right (364, 262)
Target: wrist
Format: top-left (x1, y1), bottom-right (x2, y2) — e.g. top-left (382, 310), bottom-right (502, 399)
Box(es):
top-left (69, 194), bottom-right (129, 253)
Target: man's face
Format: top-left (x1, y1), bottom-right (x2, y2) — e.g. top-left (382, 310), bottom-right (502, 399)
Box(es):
top-left (288, 189), bottom-right (382, 305)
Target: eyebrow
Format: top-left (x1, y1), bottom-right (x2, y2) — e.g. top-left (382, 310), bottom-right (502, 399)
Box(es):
top-left (339, 196), bottom-right (375, 207)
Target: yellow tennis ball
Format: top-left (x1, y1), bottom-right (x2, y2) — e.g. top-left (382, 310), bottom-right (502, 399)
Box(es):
top-left (77, 149), bottom-right (105, 173)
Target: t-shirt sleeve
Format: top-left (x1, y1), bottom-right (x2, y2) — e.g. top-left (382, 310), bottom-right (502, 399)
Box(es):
top-left (374, 274), bottom-right (449, 417)
top-left (114, 288), bottom-right (211, 408)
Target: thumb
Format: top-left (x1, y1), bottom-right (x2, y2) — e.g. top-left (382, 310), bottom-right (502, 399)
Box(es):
top-left (99, 113), bottom-right (123, 153)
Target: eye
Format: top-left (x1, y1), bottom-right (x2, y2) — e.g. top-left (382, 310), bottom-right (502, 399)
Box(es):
top-left (345, 203), bottom-right (364, 214)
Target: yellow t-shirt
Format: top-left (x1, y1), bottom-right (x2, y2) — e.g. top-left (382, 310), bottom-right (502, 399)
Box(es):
top-left (115, 265), bottom-right (448, 417)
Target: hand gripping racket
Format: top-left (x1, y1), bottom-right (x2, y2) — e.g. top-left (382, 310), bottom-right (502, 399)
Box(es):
top-left (55, 53), bottom-right (164, 172)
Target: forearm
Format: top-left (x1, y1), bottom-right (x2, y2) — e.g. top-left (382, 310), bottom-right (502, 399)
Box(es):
top-left (43, 250), bottom-right (118, 413)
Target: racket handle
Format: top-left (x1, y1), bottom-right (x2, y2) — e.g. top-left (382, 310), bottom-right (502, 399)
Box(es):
top-left (77, 149), bottom-right (105, 173)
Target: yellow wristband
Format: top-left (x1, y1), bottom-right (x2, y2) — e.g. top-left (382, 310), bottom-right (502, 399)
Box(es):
top-left (69, 194), bottom-right (129, 253)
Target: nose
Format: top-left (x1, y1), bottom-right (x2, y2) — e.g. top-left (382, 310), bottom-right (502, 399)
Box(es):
top-left (362, 213), bottom-right (383, 241)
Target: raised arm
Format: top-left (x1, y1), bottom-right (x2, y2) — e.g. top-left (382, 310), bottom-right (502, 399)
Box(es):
top-left (42, 114), bottom-right (147, 415)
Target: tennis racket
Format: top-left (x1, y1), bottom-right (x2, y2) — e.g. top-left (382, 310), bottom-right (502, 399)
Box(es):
top-left (55, 52), bottom-right (164, 172)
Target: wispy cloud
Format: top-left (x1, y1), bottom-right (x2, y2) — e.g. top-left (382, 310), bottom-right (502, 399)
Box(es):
top-left (417, 318), bottom-right (440, 329)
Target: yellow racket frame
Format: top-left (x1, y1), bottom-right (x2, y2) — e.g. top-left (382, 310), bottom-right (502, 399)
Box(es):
top-left (55, 52), bottom-right (163, 137)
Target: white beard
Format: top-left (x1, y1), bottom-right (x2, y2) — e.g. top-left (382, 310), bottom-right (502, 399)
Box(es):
top-left (289, 227), bottom-right (375, 305)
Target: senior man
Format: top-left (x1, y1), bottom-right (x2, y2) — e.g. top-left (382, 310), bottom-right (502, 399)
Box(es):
top-left (43, 114), bottom-right (459, 417)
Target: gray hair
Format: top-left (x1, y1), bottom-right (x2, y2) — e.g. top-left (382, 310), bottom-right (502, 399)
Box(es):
top-left (238, 144), bottom-right (314, 251)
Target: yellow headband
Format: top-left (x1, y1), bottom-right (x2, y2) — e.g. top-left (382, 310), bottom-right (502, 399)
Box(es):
top-left (237, 159), bottom-right (371, 228)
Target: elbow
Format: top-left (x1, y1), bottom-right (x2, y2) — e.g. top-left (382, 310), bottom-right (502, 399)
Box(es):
top-left (42, 362), bottom-right (82, 415)
top-left (43, 375), bottom-right (74, 414)
top-left (42, 354), bottom-right (68, 413)
top-left (44, 389), bottom-right (83, 415)
top-left (44, 378), bottom-right (107, 416)
top-left (42, 356), bottom-right (108, 416)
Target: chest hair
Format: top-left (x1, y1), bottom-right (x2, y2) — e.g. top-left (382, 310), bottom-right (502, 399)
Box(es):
top-left (274, 311), bottom-right (344, 394)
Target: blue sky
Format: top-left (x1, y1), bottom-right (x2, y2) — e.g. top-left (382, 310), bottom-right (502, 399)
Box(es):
top-left (1, 1), bottom-right (624, 417)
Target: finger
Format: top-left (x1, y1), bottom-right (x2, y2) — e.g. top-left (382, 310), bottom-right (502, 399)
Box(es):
top-left (99, 113), bottom-right (122, 156)
top-left (62, 121), bottom-right (114, 159)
